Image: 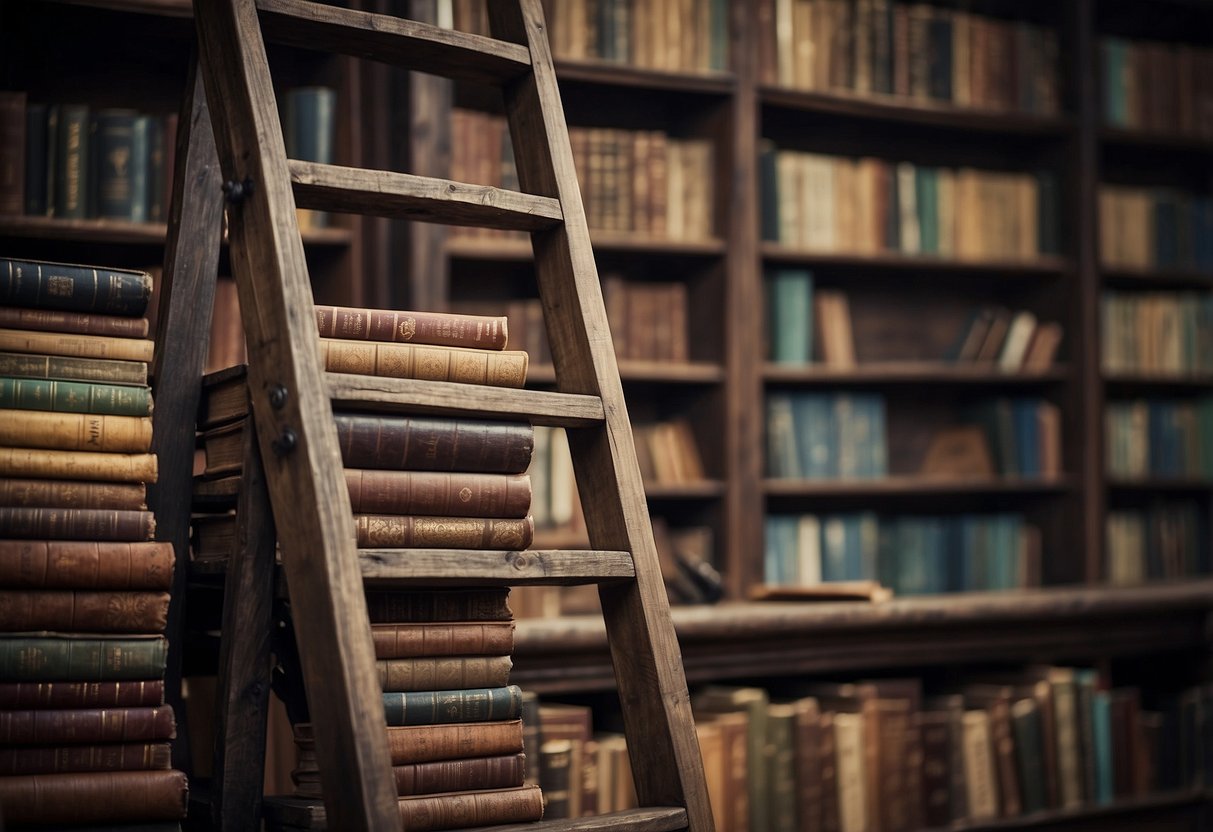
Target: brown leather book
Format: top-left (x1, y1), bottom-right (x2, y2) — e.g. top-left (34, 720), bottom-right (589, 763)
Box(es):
top-left (0, 448), bottom-right (158, 483)
top-left (363, 588), bottom-right (512, 624)
top-left (319, 337), bottom-right (527, 387)
top-left (371, 621), bottom-right (515, 659)
top-left (296, 719), bottom-right (524, 765)
top-left (0, 307), bottom-right (150, 339)
top-left (354, 515), bottom-right (534, 550)
top-left (0, 507), bottom-right (155, 541)
top-left (345, 470), bottom-right (532, 518)
top-left (0, 409), bottom-right (152, 453)
top-left (0, 680), bottom-right (164, 710)
top-left (0, 769), bottom-right (188, 825)
top-left (917, 711), bottom-right (954, 828)
top-left (0, 705), bottom-right (175, 744)
top-left (377, 655), bottom-right (512, 693)
top-left (334, 413), bottom-right (534, 474)
top-left (0, 541), bottom-right (173, 589)
top-left (314, 305), bottom-right (508, 350)
top-left (0, 741), bottom-right (171, 775)
top-left (0, 478), bottom-right (147, 510)
top-left (393, 784), bottom-right (543, 830)
top-left (0, 590), bottom-right (170, 633)
top-left (292, 752), bottom-right (525, 799)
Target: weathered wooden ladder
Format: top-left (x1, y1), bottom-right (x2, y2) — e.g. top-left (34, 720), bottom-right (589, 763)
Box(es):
top-left (151, 0), bottom-right (713, 829)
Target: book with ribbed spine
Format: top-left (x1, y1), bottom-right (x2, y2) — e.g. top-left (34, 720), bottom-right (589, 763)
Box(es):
top-left (355, 515), bottom-right (533, 550)
top-left (346, 470), bottom-right (531, 518)
top-left (0, 540), bottom-right (172, 589)
top-left (0, 376), bottom-right (152, 416)
top-left (0, 590), bottom-right (170, 632)
top-left (363, 588), bottom-right (512, 623)
top-left (0, 258), bottom-right (152, 316)
top-left (0, 741), bottom-right (172, 776)
top-left (371, 621), bottom-right (515, 659)
top-left (0, 307), bottom-right (150, 339)
top-left (0, 409), bottom-right (152, 453)
top-left (381, 685), bottom-right (522, 725)
top-left (0, 508), bottom-right (155, 541)
top-left (0, 448), bottom-right (158, 483)
top-left (0, 328), bottom-right (153, 363)
top-left (314, 305), bottom-right (509, 350)
top-left (0, 705), bottom-right (176, 744)
top-left (295, 718), bottom-right (524, 765)
top-left (0, 478), bottom-right (146, 510)
top-left (378, 656), bottom-right (512, 693)
top-left (0, 769), bottom-right (187, 825)
top-left (0, 680), bottom-right (164, 709)
top-left (335, 413), bottom-right (534, 473)
top-left (319, 337), bottom-right (527, 387)
top-left (0, 636), bottom-right (167, 681)
top-left (292, 752), bottom-right (525, 799)
top-left (0, 351), bottom-right (148, 385)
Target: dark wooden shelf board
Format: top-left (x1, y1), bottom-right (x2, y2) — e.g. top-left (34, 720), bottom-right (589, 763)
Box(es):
top-left (643, 480), bottom-right (728, 500)
top-left (357, 549), bottom-right (634, 586)
top-left (512, 580), bottom-right (1213, 692)
top-left (529, 361), bottom-right (726, 385)
top-left (446, 233), bottom-right (725, 261)
top-left (922, 788), bottom-right (1213, 832)
top-left (0, 215), bottom-right (351, 247)
top-left (760, 244), bottom-right (1071, 276)
top-left (764, 475), bottom-right (1073, 498)
top-left (555, 58), bottom-right (734, 96)
top-left (760, 86), bottom-right (1076, 137)
top-left (1104, 372), bottom-right (1213, 391)
top-left (1107, 477), bottom-right (1213, 492)
top-left (1101, 265), bottom-right (1213, 289)
top-left (1100, 126), bottom-right (1213, 153)
top-left (765, 362), bottom-right (1070, 386)
top-left (52, 0), bottom-right (193, 17)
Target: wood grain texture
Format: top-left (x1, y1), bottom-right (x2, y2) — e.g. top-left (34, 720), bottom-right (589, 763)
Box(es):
top-left (256, 0), bottom-right (531, 85)
top-left (357, 548), bottom-right (633, 585)
top-left (487, 1), bottom-right (713, 828)
top-left (191, 0), bottom-right (398, 829)
top-left (289, 161), bottom-right (563, 230)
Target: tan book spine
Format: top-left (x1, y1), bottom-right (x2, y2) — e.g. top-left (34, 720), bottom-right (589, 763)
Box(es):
top-left (395, 784), bottom-right (543, 831)
top-left (377, 655), bottom-right (513, 692)
top-left (0, 769), bottom-right (188, 825)
top-left (0, 307), bottom-right (150, 339)
top-left (345, 470), bottom-right (532, 518)
top-left (835, 712), bottom-right (868, 832)
top-left (370, 621), bottom-right (515, 659)
top-left (0, 448), bottom-right (158, 483)
top-left (963, 710), bottom-right (999, 819)
top-left (0, 590), bottom-right (170, 633)
top-left (0, 508), bottom-right (155, 541)
top-left (0, 705), bottom-right (176, 744)
top-left (314, 305), bottom-right (508, 350)
top-left (0, 478), bottom-right (146, 510)
top-left (296, 718), bottom-right (524, 765)
top-left (354, 515), bottom-right (534, 550)
top-left (0, 328), bottom-right (153, 363)
top-left (0, 409), bottom-right (152, 453)
top-left (319, 338), bottom-right (527, 387)
top-left (0, 540), bottom-right (173, 589)
top-left (0, 741), bottom-right (172, 776)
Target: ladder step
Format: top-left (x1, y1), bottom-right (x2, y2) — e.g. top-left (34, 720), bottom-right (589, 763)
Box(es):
top-left (359, 549), bottom-right (634, 586)
top-left (289, 161), bottom-right (563, 231)
top-left (325, 373), bottom-right (605, 427)
top-left (256, 0), bottom-right (532, 85)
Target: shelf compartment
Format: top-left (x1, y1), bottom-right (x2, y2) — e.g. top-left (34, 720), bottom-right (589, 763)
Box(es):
top-left (1100, 126), bottom-right (1213, 154)
top-left (446, 233), bottom-right (727, 261)
top-left (764, 475), bottom-right (1073, 498)
top-left (1101, 265), bottom-right (1213, 289)
top-left (922, 788), bottom-right (1213, 832)
top-left (357, 549), bottom-right (634, 586)
top-left (528, 361), bottom-right (726, 385)
top-left (0, 215), bottom-right (352, 246)
top-left (643, 481), bottom-right (728, 500)
top-left (1107, 477), bottom-right (1213, 492)
top-left (555, 58), bottom-right (734, 96)
top-left (765, 362), bottom-right (1070, 386)
top-left (760, 244), bottom-right (1071, 276)
top-left (1103, 372), bottom-right (1213, 392)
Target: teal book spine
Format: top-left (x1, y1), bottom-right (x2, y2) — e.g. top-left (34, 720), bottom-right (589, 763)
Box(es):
top-left (1102, 39), bottom-right (1127, 126)
top-left (54, 105), bottom-right (89, 220)
top-left (1092, 690), bottom-right (1113, 805)
top-left (0, 636), bottom-right (167, 681)
top-left (1011, 700), bottom-right (1047, 814)
top-left (0, 376), bottom-right (151, 416)
top-left (24, 104), bottom-right (48, 217)
top-left (0, 258), bottom-right (152, 316)
top-left (768, 269), bottom-right (813, 364)
top-left (763, 515), bottom-right (797, 584)
top-left (766, 393), bottom-right (801, 478)
top-left (916, 167), bottom-right (939, 254)
top-left (382, 685), bottom-right (522, 726)
top-left (759, 142), bottom-right (780, 242)
top-left (94, 110), bottom-right (137, 220)
top-left (146, 116), bottom-right (166, 223)
top-left (709, 0), bottom-right (728, 70)
top-left (129, 115), bottom-right (151, 223)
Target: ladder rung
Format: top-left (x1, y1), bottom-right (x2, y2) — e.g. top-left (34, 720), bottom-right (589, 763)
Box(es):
top-left (325, 373), bottom-right (606, 427)
top-left (289, 161), bottom-right (563, 231)
top-left (256, 0), bottom-right (532, 85)
top-left (359, 549), bottom-right (634, 586)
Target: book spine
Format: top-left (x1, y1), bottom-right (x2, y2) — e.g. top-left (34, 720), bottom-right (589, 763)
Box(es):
top-left (319, 338), bottom-right (528, 387)
top-left (0, 329), bottom-right (154, 363)
top-left (0, 259), bottom-right (152, 316)
top-left (382, 685), bottom-right (522, 725)
top-left (540, 739), bottom-right (573, 819)
top-left (0, 478), bottom-right (147, 510)
top-left (0, 376), bottom-right (151, 416)
top-left (365, 718), bottom-right (523, 764)
top-left (0, 590), bottom-right (170, 633)
top-left (371, 621), bottom-right (515, 659)
top-left (0, 741), bottom-right (172, 776)
top-left (0, 636), bottom-right (168, 681)
top-left (346, 470), bottom-right (531, 518)
top-left (0, 308), bottom-right (150, 339)
top-left (0, 508), bottom-right (155, 541)
top-left (378, 655), bottom-right (513, 693)
top-left (314, 305), bottom-right (509, 350)
top-left (23, 103), bottom-right (47, 216)
top-left (54, 106), bottom-right (89, 220)
top-left (396, 784), bottom-right (543, 831)
top-left (129, 115), bottom-right (150, 223)
top-left (335, 414), bottom-right (534, 474)
top-left (0, 679), bottom-right (164, 710)
top-left (354, 515), bottom-right (534, 550)
top-left (363, 589), bottom-right (512, 623)
top-left (0, 705), bottom-right (176, 744)
top-left (0, 541), bottom-right (171, 589)
top-left (0, 448), bottom-right (158, 484)
top-left (0, 410), bottom-right (152, 453)
top-left (0, 92), bottom-right (25, 215)
top-left (0, 769), bottom-right (187, 825)
top-left (396, 753), bottom-right (525, 796)
top-left (94, 110), bottom-right (137, 220)
top-left (0, 352), bottom-right (148, 385)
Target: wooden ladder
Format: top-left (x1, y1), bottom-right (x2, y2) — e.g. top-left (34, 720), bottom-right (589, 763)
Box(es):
top-left (152, 0), bottom-right (714, 830)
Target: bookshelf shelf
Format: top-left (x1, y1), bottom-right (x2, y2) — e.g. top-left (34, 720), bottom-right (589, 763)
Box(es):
top-left (446, 233), bottom-right (727, 261)
top-left (554, 59), bottom-right (736, 96)
top-left (0, 215), bottom-right (353, 247)
top-left (1099, 126), bottom-right (1213, 154)
top-left (1106, 477), bottom-right (1213, 492)
top-left (1100, 265), bottom-right (1213, 289)
top-left (763, 476), bottom-right (1074, 499)
top-left (920, 788), bottom-right (1213, 832)
top-left (528, 361), bottom-right (726, 386)
top-left (759, 244), bottom-right (1072, 276)
top-left (764, 363), bottom-right (1070, 386)
top-left (643, 481), bottom-right (729, 500)
top-left (1103, 372), bottom-right (1213, 391)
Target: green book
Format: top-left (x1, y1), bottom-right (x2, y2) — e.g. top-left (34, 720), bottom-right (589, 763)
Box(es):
top-left (130, 115), bottom-right (152, 223)
top-left (0, 351), bottom-right (148, 386)
top-left (54, 104), bottom-right (89, 220)
top-left (94, 109), bottom-right (138, 221)
top-left (0, 635), bottom-right (167, 681)
top-left (0, 258), bottom-right (153, 316)
top-left (694, 686), bottom-right (770, 832)
top-left (916, 166), bottom-right (939, 254)
top-left (709, 0), bottom-right (729, 71)
top-left (767, 702), bottom-right (799, 832)
top-left (382, 685), bottom-right (523, 726)
top-left (0, 376), bottom-right (152, 416)
top-left (767, 269), bottom-right (813, 364)
top-left (1011, 698), bottom-right (1047, 814)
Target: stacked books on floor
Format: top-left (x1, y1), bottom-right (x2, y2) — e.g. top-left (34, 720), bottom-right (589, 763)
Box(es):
top-left (0, 257), bottom-right (188, 828)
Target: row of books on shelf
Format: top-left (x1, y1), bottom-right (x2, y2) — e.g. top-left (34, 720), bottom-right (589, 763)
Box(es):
top-left (764, 0), bottom-right (1061, 117)
top-left (764, 511), bottom-right (1039, 595)
top-left (1107, 500), bottom-right (1206, 586)
top-left (1101, 291), bottom-right (1213, 376)
top-left (1105, 399), bottom-right (1213, 480)
top-left (1102, 37), bottom-right (1213, 139)
top-left (760, 148), bottom-right (1059, 261)
top-left (1098, 185), bottom-right (1213, 273)
top-left (0, 257), bottom-right (189, 827)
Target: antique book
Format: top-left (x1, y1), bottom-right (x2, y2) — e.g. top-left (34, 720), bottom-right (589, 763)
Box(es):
top-left (0, 376), bottom-right (153, 416)
top-left (0, 409), bottom-right (153, 453)
top-left (0, 507), bottom-right (155, 541)
top-left (0, 635), bottom-right (168, 681)
top-left (792, 697), bottom-right (823, 832)
top-left (0, 540), bottom-right (171, 589)
top-left (0, 448), bottom-right (158, 483)
top-left (0, 306), bottom-right (150, 339)
top-left (540, 738), bottom-right (574, 819)
top-left (767, 702), bottom-right (799, 832)
top-left (835, 711), bottom-right (868, 832)
top-left (0, 258), bottom-right (153, 316)
top-left (0, 328), bottom-right (154, 363)
top-left (0, 769), bottom-right (188, 825)
top-left (314, 305), bottom-right (509, 350)
top-left (362, 589), bottom-right (512, 623)
top-left (962, 709), bottom-right (999, 820)
top-left (295, 718), bottom-right (524, 765)
top-left (917, 710), bottom-right (955, 828)
top-left (354, 515), bottom-right (534, 550)
top-left (381, 685), bottom-right (522, 725)
top-left (392, 784), bottom-right (543, 830)
top-left (693, 686), bottom-right (768, 832)
top-left (0, 705), bottom-right (175, 744)
top-left (319, 337), bottom-right (527, 387)
top-left (0, 478), bottom-right (147, 510)
top-left (0, 590), bottom-right (170, 633)
top-left (0, 679), bottom-right (164, 710)
top-left (346, 470), bottom-right (532, 518)
top-left (335, 413), bottom-right (535, 473)
top-left (0, 351), bottom-right (148, 386)
top-left (377, 655), bottom-right (513, 693)
top-left (293, 752), bottom-right (525, 799)
top-left (0, 741), bottom-right (171, 776)
top-left (371, 620), bottom-right (515, 659)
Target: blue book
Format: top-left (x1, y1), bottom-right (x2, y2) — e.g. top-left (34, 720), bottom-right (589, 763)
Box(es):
top-left (764, 515), bottom-right (798, 584)
top-left (796, 394), bottom-right (836, 479)
top-left (867, 396), bottom-right (889, 478)
top-left (897, 520), bottom-right (929, 595)
top-left (1092, 690), bottom-right (1114, 805)
top-left (921, 516), bottom-right (947, 594)
top-left (383, 685), bottom-right (522, 726)
top-left (1154, 191), bottom-right (1180, 269)
top-left (1012, 400), bottom-right (1041, 478)
top-left (1194, 198), bottom-right (1213, 271)
top-left (766, 394), bottom-right (801, 478)
top-left (857, 512), bottom-right (880, 581)
top-left (821, 516), bottom-right (848, 582)
top-left (1102, 39), bottom-right (1128, 125)
top-left (768, 269), bottom-right (814, 364)
top-left (876, 520), bottom-right (899, 592)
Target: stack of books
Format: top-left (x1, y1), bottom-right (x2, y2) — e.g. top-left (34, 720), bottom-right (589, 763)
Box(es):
top-left (0, 257), bottom-right (188, 827)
